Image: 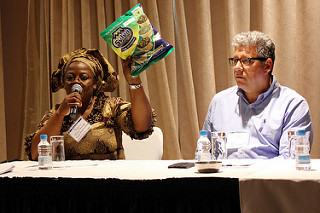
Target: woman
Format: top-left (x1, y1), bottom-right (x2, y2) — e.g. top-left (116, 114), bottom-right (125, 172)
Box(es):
top-left (25, 48), bottom-right (156, 160)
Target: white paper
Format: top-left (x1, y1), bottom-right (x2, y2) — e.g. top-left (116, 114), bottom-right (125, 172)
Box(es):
top-left (0, 164), bottom-right (14, 175)
top-left (227, 131), bottom-right (250, 149)
top-left (221, 159), bottom-right (261, 167)
top-left (67, 117), bottom-right (91, 142)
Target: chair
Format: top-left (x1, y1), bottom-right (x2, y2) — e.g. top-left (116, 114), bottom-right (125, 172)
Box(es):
top-left (122, 127), bottom-right (163, 160)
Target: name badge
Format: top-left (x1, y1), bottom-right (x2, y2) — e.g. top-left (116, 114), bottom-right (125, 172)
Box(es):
top-left (227, 131), bottom-right (250, 149)
top-left (68, 117), bottom-right (91, 142)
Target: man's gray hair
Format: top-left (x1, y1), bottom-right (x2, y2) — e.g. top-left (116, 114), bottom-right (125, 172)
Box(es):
top-left (232, 31), bottom-right (275, 62)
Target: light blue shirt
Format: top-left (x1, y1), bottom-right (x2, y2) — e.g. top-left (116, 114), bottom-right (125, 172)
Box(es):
top-left (203, 76), bottom-right (313, 159)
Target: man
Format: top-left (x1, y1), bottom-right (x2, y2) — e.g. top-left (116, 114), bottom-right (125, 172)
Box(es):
top-left (203, 31), bottom-right (313, 159)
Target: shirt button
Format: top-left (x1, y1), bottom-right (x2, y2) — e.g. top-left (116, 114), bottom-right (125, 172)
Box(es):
top-left (240, 150), bottom-right (244, 154)
top-left (249, 105), bottom-right (252, 108)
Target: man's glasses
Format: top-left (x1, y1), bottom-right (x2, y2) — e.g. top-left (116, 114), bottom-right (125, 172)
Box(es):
top-left (228, 57), bottom-right (268, 66)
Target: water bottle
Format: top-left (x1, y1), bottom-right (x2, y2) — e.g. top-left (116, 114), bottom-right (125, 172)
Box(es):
top-left (295, 130), bottom-right (310, 171)
top-left (196, 130), bottom-right (212, 161)
top-left (38, 134), bottom-right (52, 170)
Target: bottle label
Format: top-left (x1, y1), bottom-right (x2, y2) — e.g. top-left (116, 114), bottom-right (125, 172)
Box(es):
top-left (197, 153), bottom-right (211, 161)
top-left (38, 156), bottom-right (50, 168)
top-left (297, 154), bottom-right (310, 164)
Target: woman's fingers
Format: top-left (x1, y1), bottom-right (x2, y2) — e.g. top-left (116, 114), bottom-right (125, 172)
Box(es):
top-left (68, 92), bottom-right (82, 107)
top-left (57, 92), bottom-right (82, 116)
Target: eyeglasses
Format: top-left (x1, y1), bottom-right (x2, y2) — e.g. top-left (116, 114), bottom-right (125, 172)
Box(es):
top-left (65, 73), bottom-right (94, 83)
top-left (228, 57), bottom-right (268, 66)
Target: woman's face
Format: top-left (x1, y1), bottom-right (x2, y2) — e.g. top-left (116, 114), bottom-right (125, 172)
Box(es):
top-left (64, 61), bottom-right (96, 104)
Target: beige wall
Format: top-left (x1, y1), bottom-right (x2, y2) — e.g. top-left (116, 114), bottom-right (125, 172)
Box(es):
top-left (1, 0), bottom-right (28, 160)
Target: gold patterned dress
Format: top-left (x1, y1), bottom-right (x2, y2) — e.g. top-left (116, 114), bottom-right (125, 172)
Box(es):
top-left (24, 93), bottom-right (156, 160)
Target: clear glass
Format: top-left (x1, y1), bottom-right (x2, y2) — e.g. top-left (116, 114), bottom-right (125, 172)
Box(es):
top-left (50, 135), bottom-right (65, 168)
top-left (211, 132), bottom-right (227, 160)
top-left (288, 131), bottom-right (296, 159)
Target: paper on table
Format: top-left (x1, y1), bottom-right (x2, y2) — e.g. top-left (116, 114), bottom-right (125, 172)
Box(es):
top-left (25, 160), bottom-right (100, 169)
top-left (0, 164), bottom-right (14, 175)
top-left (222, 159), bottom-right (262, 167)
top-left (64, 160), bottom-right (99, 168)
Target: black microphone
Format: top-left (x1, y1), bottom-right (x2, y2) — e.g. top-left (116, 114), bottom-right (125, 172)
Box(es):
top-left (70, 84), bottom-right (83, 119)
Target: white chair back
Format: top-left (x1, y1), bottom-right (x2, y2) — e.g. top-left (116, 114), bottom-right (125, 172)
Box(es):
top-left (122, 127), bottom-right (163, 160)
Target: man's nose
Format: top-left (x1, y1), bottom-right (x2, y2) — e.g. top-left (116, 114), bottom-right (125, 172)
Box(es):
top-left (234, 61), bottom-right (243, 72)
top-left (235, 60), bottom-right (243, 68)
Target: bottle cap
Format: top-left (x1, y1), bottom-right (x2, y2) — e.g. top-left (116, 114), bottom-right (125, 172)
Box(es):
top-left (297, 129), bottom-right (306, 136)
top-left (200, 130), bottom-right (207, 136)
top-left (40, 134), bottom-right (47, 140)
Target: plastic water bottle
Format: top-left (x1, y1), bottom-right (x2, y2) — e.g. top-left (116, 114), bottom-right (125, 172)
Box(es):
top-left (295, 130), bottom-right (310, 171)
top-left (38, 134), bottom-right (52, 170)
top-left (196, 130), bottom-right (212, 161)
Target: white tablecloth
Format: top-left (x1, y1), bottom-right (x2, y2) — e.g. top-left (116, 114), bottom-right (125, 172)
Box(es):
top-left (239, 159), bottom-right (320, 213)
top-left (1, 159), bottom-right (320, 213)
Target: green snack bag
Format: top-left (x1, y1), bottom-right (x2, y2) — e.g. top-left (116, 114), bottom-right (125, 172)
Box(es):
top-left (100, 4), bottom-right (174, 77)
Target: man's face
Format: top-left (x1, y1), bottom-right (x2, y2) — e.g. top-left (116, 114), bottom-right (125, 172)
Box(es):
top-left (233, 46), bottom-right (270, 95)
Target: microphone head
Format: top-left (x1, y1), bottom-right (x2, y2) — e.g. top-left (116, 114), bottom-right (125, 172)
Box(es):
top-left (71, 84), bottom-right (83, 94)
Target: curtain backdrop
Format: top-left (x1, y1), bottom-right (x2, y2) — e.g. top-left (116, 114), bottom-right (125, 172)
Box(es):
top-left (0, 2), bottom-right (7, 162)
top-left (1, 0), bottom-right (320, 160)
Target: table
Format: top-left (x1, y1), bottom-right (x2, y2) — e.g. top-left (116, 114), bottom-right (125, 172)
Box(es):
top-left (1, 159), bottom-right (320, 213)
top-left (240, 159), bottom-right (320, 213)
top-left (0, 160), bottom-right (241, 213)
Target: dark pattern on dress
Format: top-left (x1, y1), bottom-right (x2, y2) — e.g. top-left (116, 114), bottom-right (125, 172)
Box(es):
top-left (24, 93), bottom-right (156, 160)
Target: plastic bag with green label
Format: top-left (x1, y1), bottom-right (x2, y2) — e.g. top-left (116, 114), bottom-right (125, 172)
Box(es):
top-left (100, 4), bottom-right (174, 77)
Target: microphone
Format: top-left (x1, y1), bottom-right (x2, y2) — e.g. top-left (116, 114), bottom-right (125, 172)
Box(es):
top-left (70, 84), bottom-right (83, 119)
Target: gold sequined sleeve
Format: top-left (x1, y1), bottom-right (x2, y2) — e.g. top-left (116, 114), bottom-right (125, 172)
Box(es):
top-left (102, 97), bottom-right (156, 140)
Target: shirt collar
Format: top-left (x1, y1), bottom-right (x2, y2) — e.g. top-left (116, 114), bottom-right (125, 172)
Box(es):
top-left (237, 75), bottom-right (278, 105)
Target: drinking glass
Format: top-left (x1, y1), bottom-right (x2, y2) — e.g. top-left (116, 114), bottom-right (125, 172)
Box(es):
top-left (288, 130), bottom-right (297, 159)
top-left (50, 135), bottom-right (65, 168)
top-left (211, 132), bottom-right (227, 160)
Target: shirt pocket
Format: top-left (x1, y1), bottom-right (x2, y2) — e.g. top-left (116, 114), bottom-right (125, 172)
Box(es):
top-left (258, 116), bottom-right (282, 143)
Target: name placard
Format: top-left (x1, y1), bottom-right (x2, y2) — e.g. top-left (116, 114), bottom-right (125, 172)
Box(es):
top-left (67, 117), bottom-right (91, 142)
top-left (227, 131), bottom-right (250, 149)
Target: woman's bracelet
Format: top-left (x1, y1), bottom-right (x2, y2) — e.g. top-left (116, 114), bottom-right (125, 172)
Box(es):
top-left (128, 82), bottom-right (143, 90)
